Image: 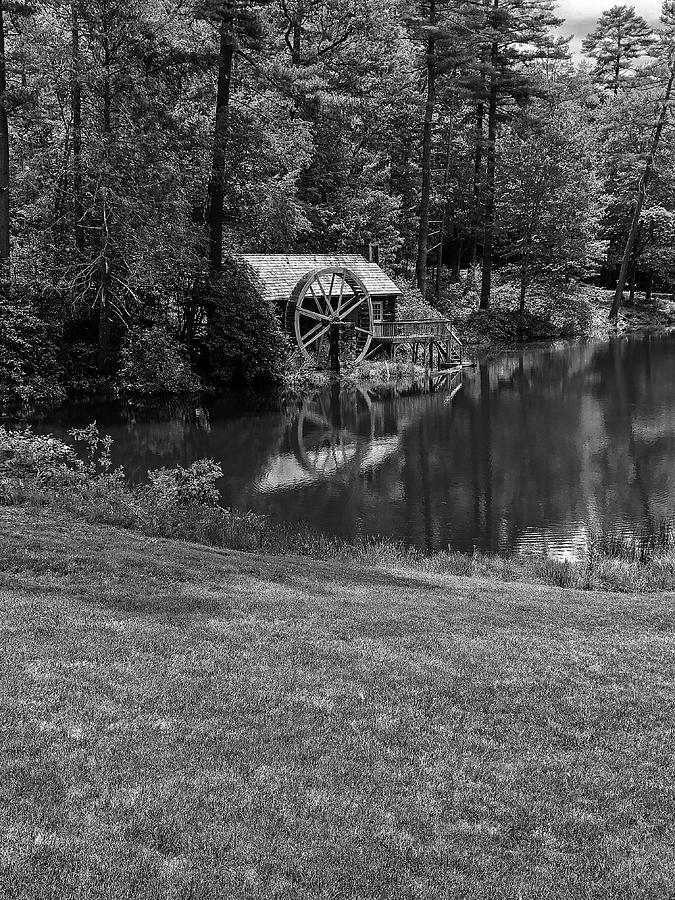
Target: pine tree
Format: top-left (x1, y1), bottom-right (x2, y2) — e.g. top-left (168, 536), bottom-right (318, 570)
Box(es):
top-left (472, 0), bottom-right (564, 309)
top-left (582, 5), bottom-right (655, 95)
top-left (196, 0), bottom-right (267, 271)
top-left (409, 0), bottom-right (474, 295)
top-left (609, 1), bottom-right (675, 319)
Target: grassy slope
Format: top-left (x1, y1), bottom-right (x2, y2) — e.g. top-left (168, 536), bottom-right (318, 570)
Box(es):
top-left (1, 509), bottom-right (674, 900)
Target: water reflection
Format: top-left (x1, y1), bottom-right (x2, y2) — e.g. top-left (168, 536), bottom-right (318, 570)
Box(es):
top-left (19, 334), bottom-right (675, 555)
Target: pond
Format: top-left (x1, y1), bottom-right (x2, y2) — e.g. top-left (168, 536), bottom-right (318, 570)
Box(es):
top-left (17, 333), bottom-right (675, 557)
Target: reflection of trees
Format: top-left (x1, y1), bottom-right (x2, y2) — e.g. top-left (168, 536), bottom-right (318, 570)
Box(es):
top-left (26, 336), bottom-right (675, 552)
top-left (249, 336), bottom-right (675, 553)
top-left (593, 337), bottom-right (675, 536)
top-left (429, 347), bottom-right (598, 552)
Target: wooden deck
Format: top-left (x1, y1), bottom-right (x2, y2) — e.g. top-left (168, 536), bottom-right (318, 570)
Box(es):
top-left (369, 318), bottom-right (463, 371)
top-left (373, 319), bottom-right (458, 342)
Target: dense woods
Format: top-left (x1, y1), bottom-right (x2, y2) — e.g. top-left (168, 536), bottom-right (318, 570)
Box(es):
top-left (0, 0), bottom-right (674, 406)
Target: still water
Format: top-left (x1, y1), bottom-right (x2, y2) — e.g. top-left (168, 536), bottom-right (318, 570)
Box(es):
top-left (22, 334), bottom-right (675, 556)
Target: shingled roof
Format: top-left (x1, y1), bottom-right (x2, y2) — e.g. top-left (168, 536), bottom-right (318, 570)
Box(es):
top-left (239, 254), bottom-right (401, 306)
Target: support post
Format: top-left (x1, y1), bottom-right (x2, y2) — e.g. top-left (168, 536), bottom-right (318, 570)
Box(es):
top-left (329, 323), bottom-right (341, 375)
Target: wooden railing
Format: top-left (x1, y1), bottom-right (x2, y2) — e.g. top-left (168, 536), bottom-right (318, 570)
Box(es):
top-left (373, 318), bottom-right (462, 349)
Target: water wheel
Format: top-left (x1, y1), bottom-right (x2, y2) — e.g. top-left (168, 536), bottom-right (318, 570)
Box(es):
top-left (285, 267), bottom-right (374, 367)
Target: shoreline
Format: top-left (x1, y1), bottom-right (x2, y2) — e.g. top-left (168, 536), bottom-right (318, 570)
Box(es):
top-left (4, 287), bottom-right (675, 416)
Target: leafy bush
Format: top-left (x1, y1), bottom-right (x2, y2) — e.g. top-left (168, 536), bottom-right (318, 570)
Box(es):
top-left (396, 279), bottom-right (445, 321)
top-left (0, 425), bottom-right (222, 533)
top-left (145, 460), bottom-right (223, 507)
top-left (461, 308), bottom-right (566, 343)
top-left (0, 299), bottom-right (65, 409)
top-left (206, 261), bottom-right (287, 387)
top-left (0, 426), bottom-right (84, 496)
top-left (117, 326), bottom-right (201, 396)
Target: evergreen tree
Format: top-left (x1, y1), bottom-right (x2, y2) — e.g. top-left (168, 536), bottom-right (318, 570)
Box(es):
top-left (196, 0), bottom-right (269, 271)
top-left (471, 0), bottom-right (565, 309)
top-left (582, 4), bottom-right (655, 95)
top-left (609, 0), bottom-right (675, 319)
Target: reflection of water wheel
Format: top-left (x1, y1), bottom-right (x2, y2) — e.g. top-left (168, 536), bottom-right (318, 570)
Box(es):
top-left (285, 267), bottom-right (374, 366)
top-left (293, 387), bottom-right (374, 477)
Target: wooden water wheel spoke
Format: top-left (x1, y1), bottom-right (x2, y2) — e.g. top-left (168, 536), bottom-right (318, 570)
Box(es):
top-left (299, 320), bottom-right (324, 342)
top-left (312, 279), bottom-right (332, 316)
top-left (336, 298), bottom-right (364, 321)
top-left (322, 273), bottom-right (337, 315)
top-left (300, 308), bottom-right (330, 323)
top-left (308, 285), bottom-right (326, 314)
top-left (355, 326), bottom-right (372, 336)
top-left (303, 322), bottom-right (332, 348)
top-left (334, 268), bottom-right (347, 314)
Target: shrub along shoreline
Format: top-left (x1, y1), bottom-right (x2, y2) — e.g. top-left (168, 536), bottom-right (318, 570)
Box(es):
top-left (1, 424), bottom-right (674, 595)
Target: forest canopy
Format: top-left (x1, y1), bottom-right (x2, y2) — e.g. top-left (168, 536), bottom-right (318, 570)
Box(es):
top-left (0, 0), bottom-right (674, 405)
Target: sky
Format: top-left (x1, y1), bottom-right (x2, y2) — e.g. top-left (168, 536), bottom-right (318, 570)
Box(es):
top-left (555, 0), bottom-right (661, 57)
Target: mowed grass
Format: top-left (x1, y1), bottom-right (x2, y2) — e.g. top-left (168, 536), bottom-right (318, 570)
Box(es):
top-left (1, 508), bottom-right (674, 899)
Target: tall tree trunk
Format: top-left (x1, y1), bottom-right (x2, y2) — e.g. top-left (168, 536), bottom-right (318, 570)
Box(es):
top-left (450, 225), bottom-right (464, 283)
top-left (97, 18), bottom-right (112, 371)
top-left (434, 124), bottom-right (453, 299)
top-left (72, 1), bottom-right (84, 252)
top-left (0, 6), bottom-right (11, 292)
top-left (97, 189), bottom-right (111, 372)
top-left (609, 65), bottom-right (675, 320)
top-left (468, 90), bottom-right (485, 276)
top-left (415, 0), bottom-right (436, 296)
top-left (479, 30), bottom-right (498, 310)
top-left (291, 2), bottom-right (303, 65)
top-left (208, 18), bottom-right (234, 272)
top-left (628, 261), bottom-right (637, 305)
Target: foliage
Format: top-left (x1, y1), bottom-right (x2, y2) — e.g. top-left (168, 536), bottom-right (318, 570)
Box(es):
top-left (117, 327), bottom-right (201, 396)
top-left (495, 98), bottom-right (604, 307)
top-left (582, 4), bottom-right (655, 95)
top-left (396, 279), bottom-right (444, 321)
top-left (0, 298), bottom-right (65, 409)
top-left (206, 262), bottom-right (287, 387)
top-left (0, 426), bottom-right (83, 493)
top-left (145, 460), bottom-right (223, 508)
top-left (0, 423), bottom-right (223, 534)
top-left (0, 0), bottom-right (674, 408)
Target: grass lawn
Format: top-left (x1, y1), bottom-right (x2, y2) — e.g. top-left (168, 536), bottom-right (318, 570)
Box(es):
top-left (1, 507), bottom-right (674, 899)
